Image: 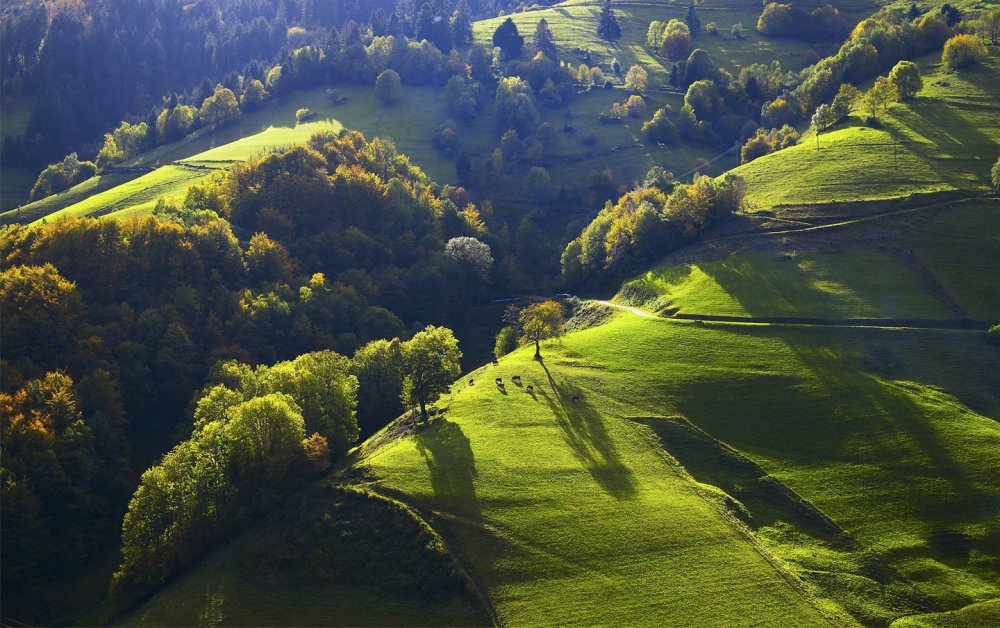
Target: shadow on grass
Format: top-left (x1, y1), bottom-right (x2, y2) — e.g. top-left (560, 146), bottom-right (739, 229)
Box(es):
top-left (538, 360), bottom-right (636, 499)
top-left (415, 419), bottom-right (482, 522)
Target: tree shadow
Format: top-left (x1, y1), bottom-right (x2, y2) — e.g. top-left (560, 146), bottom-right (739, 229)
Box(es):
top-left (415, 419), bottom-right (482, 522)
top-left (538, 360), bottom-right (636, 499)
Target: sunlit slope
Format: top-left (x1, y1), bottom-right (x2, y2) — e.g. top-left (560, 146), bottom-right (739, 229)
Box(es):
top-left (733, 56), bottom-right (1000, 210)
top-left (621, 199), bottom-right (1000, 322)
top-left (472, 0), bottom-right (859, 84)
top-left (358, 337), bottom-right (830, 626)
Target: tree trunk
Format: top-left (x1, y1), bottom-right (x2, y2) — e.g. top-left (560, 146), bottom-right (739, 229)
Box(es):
top-left (534, 339), bottom-right (541, 359)
top-left (419, 396), bottom-right (428, 423)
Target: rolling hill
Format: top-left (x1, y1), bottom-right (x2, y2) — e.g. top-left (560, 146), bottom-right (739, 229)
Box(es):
top-left (126, 181), bottom-right (1000, 625)
top-left (3, 0), bottom-right (882, 226)
top-left (733, 55), bottom-right (1000, 211)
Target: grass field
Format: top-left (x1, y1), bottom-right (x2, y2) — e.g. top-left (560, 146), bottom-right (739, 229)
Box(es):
top-left (349, 305), bottom-right (999, 625)
top-left (473, 0), bottom-right (861, 86)
top-left (621, 199), bottom-right (1000, 322)
top-left (3, 83), bottom-right (735, 225)
top-left (358, 337), bottom-right (832, 626)
top-left (624, 248), bottom-right (951, 319)
top-left (735, 55), bottom-right (1000, 210)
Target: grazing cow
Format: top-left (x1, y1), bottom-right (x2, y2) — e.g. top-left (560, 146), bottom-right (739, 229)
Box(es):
top-left (468, 379), bottom-right (474, 386)
top-left (572, 395), bottom-right (580, 402)
top-left (526, 385), bottom-right (534, 392)
top-left (492, 360), bottom-right (499, 366)
top-left (495, 377), bottom-right (503, 385)
top-left (512, 375), bottom-right (521, 384)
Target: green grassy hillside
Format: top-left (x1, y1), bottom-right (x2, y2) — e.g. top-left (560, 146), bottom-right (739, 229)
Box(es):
top-left (735, 56), bottom-right (1000, 211)
top-left (350, 306), bottom-right (999, 625)
top-left (620, 199), bottom-right (1000, 322)
top-left (473, 0), bottom-right (862, 85)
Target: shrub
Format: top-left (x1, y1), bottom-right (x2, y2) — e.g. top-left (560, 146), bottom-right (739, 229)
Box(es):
top-left (706, 21), bottom-right (718, 35)
top-left (624, 95), bottom-right (647, 117)
top-left (433, 119), bottom-right (460, 156)
top-left (942, 34), bottom-right (988, 70)
top-left (374, 69), bottom-right (402, 105)
top-left (600, 101), bottom-right (628, 123)
top-left (992, 156), bottom-right (1000, 194)
top-left (740, 125), bottom-right (800, 163)
top-left (642, 107), bottom-right (680, 144)
top-left (29, 153), bottom-right (97, 201)
top-left (494, 325), bottom-right (519, 359)
top-left (295, 108), bottom-right (317, 123)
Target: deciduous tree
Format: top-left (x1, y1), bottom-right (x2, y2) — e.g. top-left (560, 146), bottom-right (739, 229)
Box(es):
top-left (942, 33), bottom-right (988, 70)
top-left (624, 65), bottom-right (648, 93)
top-left (888, 60), bottom-right (922, 100)
top-left (520, 300), bottom-right (564, 359)
top-left (811, 103), bottom-right (837, 147)
top-left (401, 326), bottom-right (462, 421)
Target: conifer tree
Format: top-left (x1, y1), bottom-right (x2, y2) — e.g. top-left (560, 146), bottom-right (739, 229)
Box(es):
top-left (533, 18), bottom-right (558, 59)
top-left (451, 0), bottom-right (474, 47)
top-left (597, 0), bottom-right (622, 40)
top-left (686, 0), bottom-right (701, 36)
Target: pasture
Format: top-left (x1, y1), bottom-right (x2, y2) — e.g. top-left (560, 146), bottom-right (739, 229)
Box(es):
top-left (352, 304), bottom-right (999, 625)
top-left (621, 198), bottom-right (1000, 322)
top-left (735, 55), bottom-right (1000, 210)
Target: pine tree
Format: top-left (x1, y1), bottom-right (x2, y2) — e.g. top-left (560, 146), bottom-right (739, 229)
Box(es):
top-left (686, 0), bottom-right (701, 36)
top-left (597, 0), bottom-right (622, 40)
top-left (533, 18), bottom-right (558, 59)
top-left (493, 17), bottom-right (524, 58)
top-left (370, 8), bottom-right (389, 36)
top-left (451, 0), bottom-right (474, 47)
top-left (906, 2), bottom-right (921, 20)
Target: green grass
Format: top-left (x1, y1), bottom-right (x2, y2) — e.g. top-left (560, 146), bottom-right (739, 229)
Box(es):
top-left (351, 308), bottom-right (999, 625)
top-left (619, 197), bottom-right (1000, 324)
top-left (358, 339), bottom-right (831, 626)
top-left (2, 0), bottom-right (878, 225)
top-left (474, 0), bottom-right (854, 85)
top-left (892, 599), bottom-right (1000, 627)
top-left (5, 83), bottom-right (735, 224)
top-left (896, 201), bottom-right (1000, 321)
top-left (735, 55), bottom-right (1000, 210)
top-left (624, 248), bottom-right (950, 319)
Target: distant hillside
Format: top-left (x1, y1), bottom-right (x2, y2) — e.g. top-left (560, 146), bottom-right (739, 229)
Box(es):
top-left (733, 55), bottom-right (1000, 211)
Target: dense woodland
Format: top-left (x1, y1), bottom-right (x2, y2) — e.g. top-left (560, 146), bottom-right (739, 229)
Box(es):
top-left (0, 129), bottom-right (505, 618)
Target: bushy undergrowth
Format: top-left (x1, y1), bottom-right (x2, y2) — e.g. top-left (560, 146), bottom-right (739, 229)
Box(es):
top-left (240, 485), bottom-right (473, 599)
